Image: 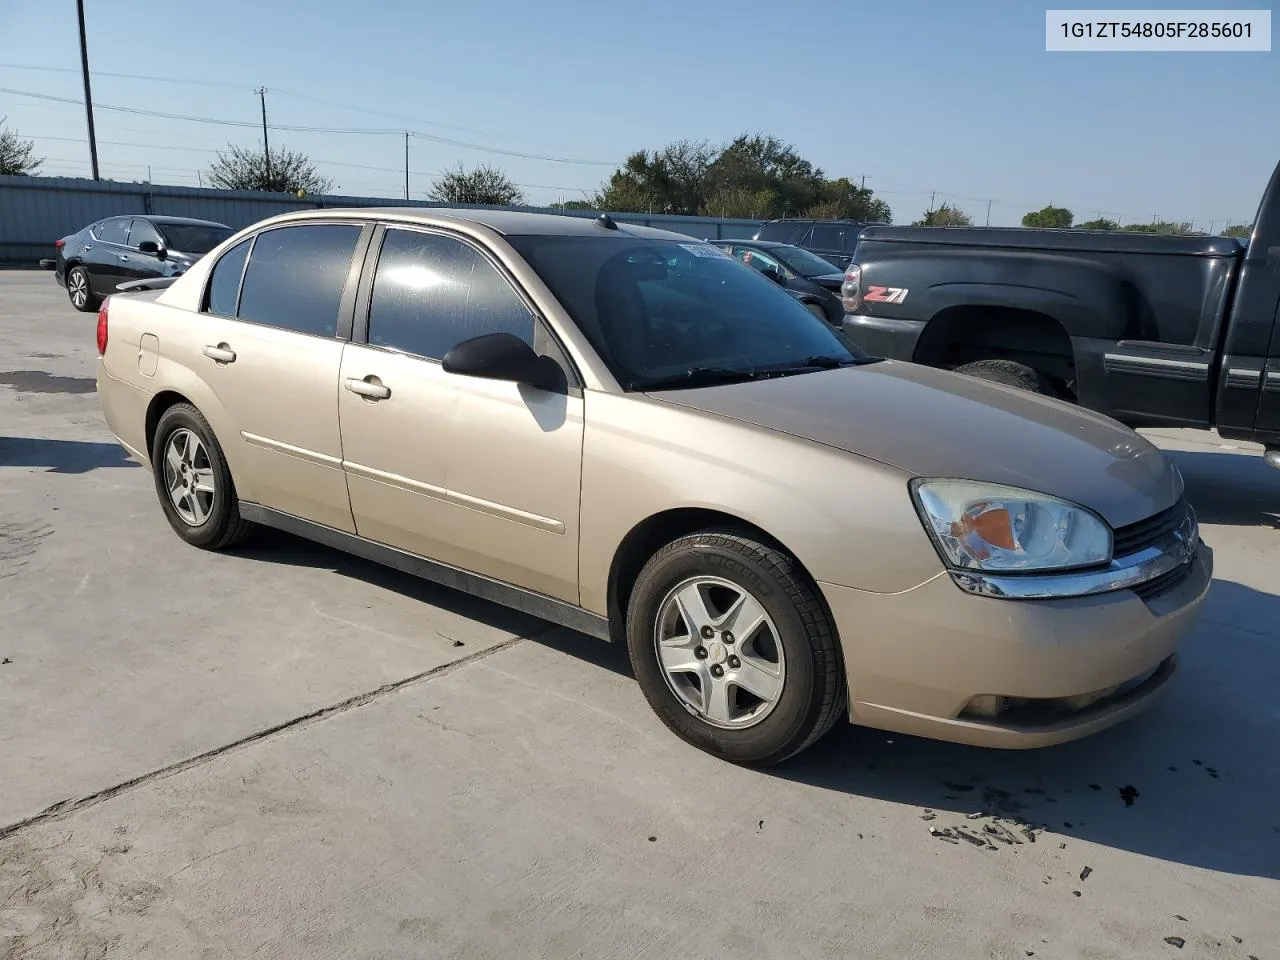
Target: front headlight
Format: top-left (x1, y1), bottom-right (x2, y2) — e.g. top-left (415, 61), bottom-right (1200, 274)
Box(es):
top-left (911, 479), bottom-right (1112, 573)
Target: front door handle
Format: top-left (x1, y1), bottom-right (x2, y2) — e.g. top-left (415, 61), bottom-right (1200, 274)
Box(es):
top-left (119, 255), bottom-right (129, 262)
top-left (345, 376), bottom-right (390, 400)
top-left (202, 343), bottom-right (236, 364)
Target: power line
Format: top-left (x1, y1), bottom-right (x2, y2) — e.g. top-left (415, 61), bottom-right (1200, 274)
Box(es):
top-left (0, 85), bottom-right (619, 166)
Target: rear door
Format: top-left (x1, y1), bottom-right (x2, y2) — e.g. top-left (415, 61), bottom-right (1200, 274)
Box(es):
top-left (803, 223), bottom-right (849, 269)
top-left (339, 224), bottom-right (584, 602)
top-left (85, 217), bottom-right (130, 293)
top-left (191, 220), bottom-right (370, 532)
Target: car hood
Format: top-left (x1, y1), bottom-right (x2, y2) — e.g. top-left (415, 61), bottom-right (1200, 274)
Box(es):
top-left (647, 360), bottom-right (1180, 528)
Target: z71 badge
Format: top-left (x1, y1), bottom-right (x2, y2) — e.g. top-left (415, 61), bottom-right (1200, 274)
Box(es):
top-left (862, 285), bottom-right (909, 304)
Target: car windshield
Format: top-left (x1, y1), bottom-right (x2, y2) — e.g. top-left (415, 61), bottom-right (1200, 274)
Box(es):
top-left (157, 224), bottom-right (232, 254)
top-left (507, 235), bottom-right (872, 390)
top-left (768, 244), bottom-right (845, 277)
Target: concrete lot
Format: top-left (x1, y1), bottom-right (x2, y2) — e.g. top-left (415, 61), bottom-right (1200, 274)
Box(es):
top-left (1, 269), bottom-right (1278, 959)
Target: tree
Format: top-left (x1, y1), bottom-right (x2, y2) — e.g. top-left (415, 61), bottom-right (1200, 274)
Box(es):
top-left (1120, 220), bottom-right (1193, 235)
top-left (206, 143), bottom-right (333, 194)
top-left (1221, 223), bottom-right (1252, 239)
top-left (1022, 204), bottom-right (1074, 228)
top-left (550, 199), bottom-right (594, 211)
top-left (913, 203), bottom-right (971, 226)
top-left (0, 117), bottom-right (43, 175)
top-left (1078, 217), bottom-right (1119, 231)
top-left (594, 133), bottom-right (891, 222)
top-left (429, 163), bottom-right (526, 206)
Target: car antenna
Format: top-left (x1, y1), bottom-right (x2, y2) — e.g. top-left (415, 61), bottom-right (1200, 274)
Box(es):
top-left (597, 213), bottom-right (619, 230)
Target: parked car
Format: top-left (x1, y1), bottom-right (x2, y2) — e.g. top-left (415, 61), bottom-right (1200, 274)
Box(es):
top-left (46, 215), bottom-right (232, 312)
top-left (841, 158), bottom-right (1280, 469)
top-left (709, 239), bottom-right (847, 325)
top-left (95, 208), bottom-right (1210, 766)
top-left (753, 218), bottom-right (884, 270)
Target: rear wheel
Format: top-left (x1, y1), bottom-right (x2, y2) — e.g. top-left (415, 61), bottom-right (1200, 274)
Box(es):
top-left (150, 403), bottom-right (254, 550)
top-left (66, 266), bottom-right (101, 313)
top-left (954, 358), bottom-right (1055, 396)
top-left (804, 301), bottom-right (828, 322)
top-left (626, 530), bottom-right (846, 767)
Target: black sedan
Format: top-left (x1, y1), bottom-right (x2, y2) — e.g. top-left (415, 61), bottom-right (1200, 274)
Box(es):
top-left (43, 215), bottom-right (232, 312)
top-left (710, 239), bottom-right (847, 326)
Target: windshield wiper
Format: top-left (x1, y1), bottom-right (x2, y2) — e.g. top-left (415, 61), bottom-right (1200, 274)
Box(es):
top-left (754, 355), bottom-right (866, 375)
top-left (634, 366), bottom-right (762, 391)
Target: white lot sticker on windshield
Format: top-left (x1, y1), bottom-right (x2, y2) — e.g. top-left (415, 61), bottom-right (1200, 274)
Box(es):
top-left (679, 242), bottom-right (731, 259)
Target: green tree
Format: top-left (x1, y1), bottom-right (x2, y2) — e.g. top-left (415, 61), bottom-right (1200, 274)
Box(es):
top-left (1221, 223), bottom-right (1252, 239)
top-left (1120, 220), bottom-right (1192, 235)
top-left (913, 203), bottom-right (971, 226)
top-left (0, 117), bottom-right (43, 175)
top-left (1078, 217), bottom-right (1119, 231)
top-left (549, 199), bottom-right (594, 211)
top-left (430, 163), bottom-right (526, 206)
top-left (206, 143), bottom-right (333, 195)
top-left (1022, 204), bottom-right (1074, 228)
top-left (597, 139), bottom-right (714, 215)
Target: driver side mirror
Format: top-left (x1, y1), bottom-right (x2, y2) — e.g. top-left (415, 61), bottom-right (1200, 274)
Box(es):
top-left (137, 240), bottom-right (167, 259)
top-left (442, 333), bottom-right (565, 393)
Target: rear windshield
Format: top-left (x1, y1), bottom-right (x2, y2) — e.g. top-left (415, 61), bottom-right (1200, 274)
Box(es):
top-left (157, 224), bottom-right (233, 254)
top-left (507, 234), bottom-right (864, 390)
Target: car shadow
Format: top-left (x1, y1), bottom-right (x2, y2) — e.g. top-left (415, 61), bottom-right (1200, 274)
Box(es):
top-left (770, 577), bottom-right (1280, 881)
top-left (225, 527), bottom-right (1279, 880)
top-left (0, 436), bottom-right (139, 474)
top-left (1166, 449), bottom-right (1280, 528)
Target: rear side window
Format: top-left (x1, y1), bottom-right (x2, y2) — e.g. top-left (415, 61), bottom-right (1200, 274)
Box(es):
top-left (808, 224), bottom-right (845, 249)
top-left (236, 224), bottom-right (362, 337)
top-left (366, 228), bottom-right (535, 360)
top-left (204, 238), bottom-right (251, 317)
top-left (755, 221), bottom-right (809, 244)
top-left (96, 219), bottom-right (129, 245)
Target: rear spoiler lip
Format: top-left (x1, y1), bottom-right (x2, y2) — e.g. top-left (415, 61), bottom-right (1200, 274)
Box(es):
top-left (114, 276), bottom-right (179, 293)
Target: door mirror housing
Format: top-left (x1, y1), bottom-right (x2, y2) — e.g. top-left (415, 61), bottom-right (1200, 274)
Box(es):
top-left (442, 333), bottom-right (564, 392)
top-left (137, 240), bottom-right (167, 259)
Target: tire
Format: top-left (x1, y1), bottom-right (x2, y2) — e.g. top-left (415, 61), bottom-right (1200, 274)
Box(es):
top-left (804, 301), bottom-right (828, 322)
top-left (626, 530), bottom-right (846, 767)
top-left (66, 266), bottom-right (101, 313)
top-left (150, 403), bottom-right (255, 550)
top-left (954, 359), bottom-right (1054, 396)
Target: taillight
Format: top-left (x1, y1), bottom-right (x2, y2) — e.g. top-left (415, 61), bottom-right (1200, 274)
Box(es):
top-left (840, 264), bottom-right (862, 313)
top-left (96, 299), bottom-right (109, 355)
top-left (54, 239), bottom-right (65, 250)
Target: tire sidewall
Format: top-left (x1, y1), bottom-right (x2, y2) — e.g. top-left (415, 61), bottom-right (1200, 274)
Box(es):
top-left (627, 538), bottom-right (820, 763)
top-left (150, 406), bottom-right (236, 548)
top-left (67, 266), bottom-right (96, 312)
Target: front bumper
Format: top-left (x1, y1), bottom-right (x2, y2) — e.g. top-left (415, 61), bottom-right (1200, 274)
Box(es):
top-left (819, 540), bottom-right (1212, 748)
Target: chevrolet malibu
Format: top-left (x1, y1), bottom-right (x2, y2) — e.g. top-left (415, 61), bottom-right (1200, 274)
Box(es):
top-left (94, 208), bottom-right (1212, 766)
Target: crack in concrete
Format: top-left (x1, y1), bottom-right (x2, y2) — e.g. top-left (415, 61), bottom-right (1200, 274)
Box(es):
top-left (0, 632), bottom-right (539, 842)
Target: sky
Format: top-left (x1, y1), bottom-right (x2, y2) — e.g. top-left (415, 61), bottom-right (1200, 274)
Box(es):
top-left (0, 0), bottom-right (1276, 228)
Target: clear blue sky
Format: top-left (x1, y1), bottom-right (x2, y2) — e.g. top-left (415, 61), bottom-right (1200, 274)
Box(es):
top-left (1, 0), bottom-right (1276, 227)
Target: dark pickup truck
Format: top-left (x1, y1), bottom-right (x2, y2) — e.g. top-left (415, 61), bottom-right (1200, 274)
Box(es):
top-left (840, 158), bottom-right (1280, 468)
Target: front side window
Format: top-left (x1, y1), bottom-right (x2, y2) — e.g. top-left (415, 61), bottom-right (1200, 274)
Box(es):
top-left (204, 237), bottom-right (252, 317)
top-left (96, 219), bottom-right (129, 245)
top-left (236, 224), bottom-right (362, 337)
top-left (808, 224), bottom-right (845, 249)
top-left (366, 228), bottom-right (535, 360)
top-left (159, 223), bottom-right (233, 254)
top-left (129, 219), bottom-right (164, 250)
top-left (735, 247), bottom-right (783, 275)
top-left (508, 235), bottom-right (869, 390)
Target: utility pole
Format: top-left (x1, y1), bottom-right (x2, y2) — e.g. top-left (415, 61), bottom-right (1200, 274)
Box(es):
top-left (75, 0), bottom-right (100, 180)
top-left (197, 170), bottom-right (203, 188)
top-left (985, 199), bottom-right (993, 226)
top-left (255, 88), bottom-right (272, 186)
top-left (860, 174), bottom-right (866, 190)
top-left (929, 191), bottom-right (937, 211)
top-left (404, 132), bottom-right (410, 201)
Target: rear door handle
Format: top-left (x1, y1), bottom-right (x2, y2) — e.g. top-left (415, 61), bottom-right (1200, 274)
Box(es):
top-left (345, 377), bottom-right (390, 400)
top-left (202, 343), bottom-right (236, 364)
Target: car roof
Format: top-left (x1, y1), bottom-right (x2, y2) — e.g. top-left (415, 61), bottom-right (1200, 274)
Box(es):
top-left (718, 238), bottom-right (787, 248)
top-left (263, 206), bottom-right (692, 241)
top-left (99, 215), bottom-right (231, 229)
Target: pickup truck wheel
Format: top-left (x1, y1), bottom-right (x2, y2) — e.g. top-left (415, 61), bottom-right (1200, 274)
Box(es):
top-left (626, 530), bottom-right (846, 767)
top-left (804, 301), bottom-right (827, 322)
top-left (66, 266), bottom-right (101, 313)
top-left (954, 359), bottom-right (1054, 395)
top-left (150, 403), bottom-right (255, 550)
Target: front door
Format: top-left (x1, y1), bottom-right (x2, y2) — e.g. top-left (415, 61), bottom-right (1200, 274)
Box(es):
top-left (339, 225), bottom-right (584, 603)
top-left (189, 221), bottom-right (367, 533)
top-left (123, 219), bottom-right (168, 283)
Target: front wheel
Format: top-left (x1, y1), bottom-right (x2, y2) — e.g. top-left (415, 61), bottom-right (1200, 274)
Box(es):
top-left (954, 358), bottom-right (1055, 396)
top-left (626, 530), bottom-right (846, 766)
top-left (66, 266), bottom-right (101, 313)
